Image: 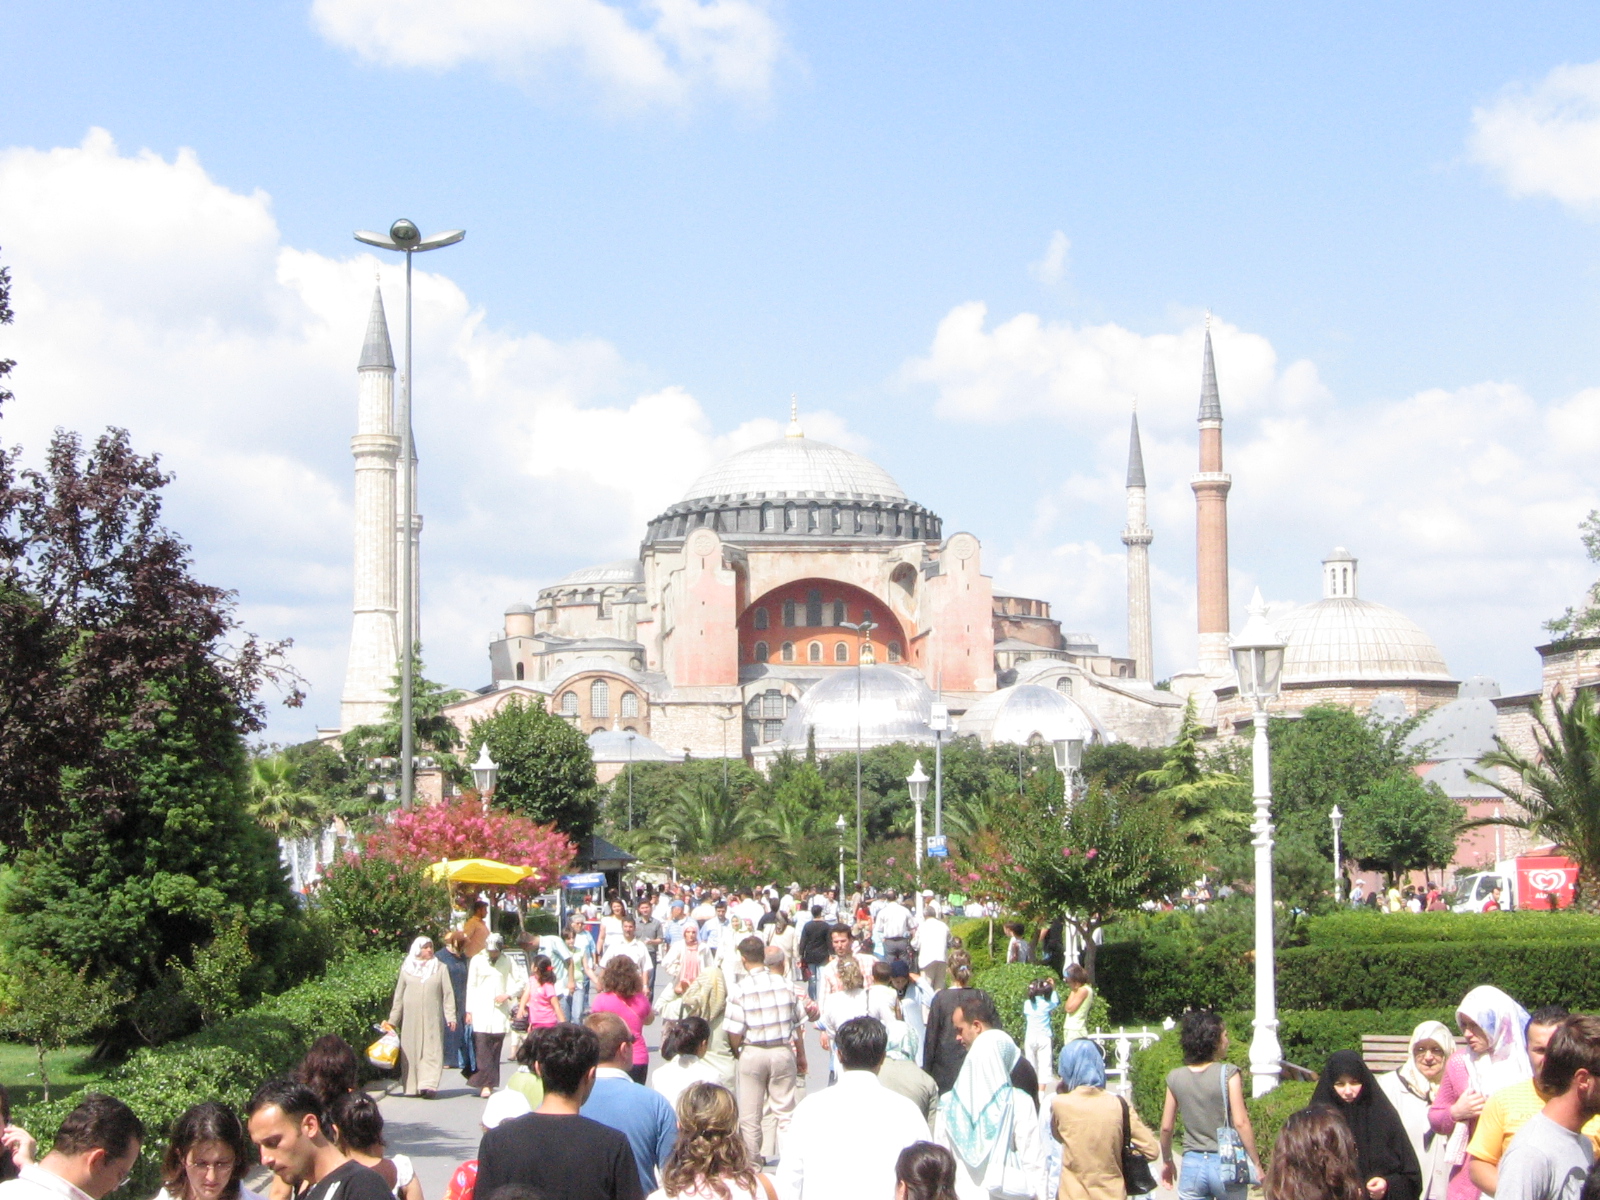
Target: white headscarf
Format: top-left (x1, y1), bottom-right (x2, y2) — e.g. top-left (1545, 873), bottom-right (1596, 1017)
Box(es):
top-left (402, 936), bottom-right (440, 980)
top-left (1397, 1020), bottom-right (1456, 1102)
top-left (940, 1028), bottom-right (1022, 1190)
top-left (1457, 985), bottom-right (1530, 1094)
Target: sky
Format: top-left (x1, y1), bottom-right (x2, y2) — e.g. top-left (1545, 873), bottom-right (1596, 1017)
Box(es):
top-left (4, 1), bottom-right (1600, 742)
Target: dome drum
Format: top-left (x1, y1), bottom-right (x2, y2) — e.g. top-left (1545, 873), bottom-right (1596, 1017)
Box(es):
top-left (644, 496), bottom-right (941, 547)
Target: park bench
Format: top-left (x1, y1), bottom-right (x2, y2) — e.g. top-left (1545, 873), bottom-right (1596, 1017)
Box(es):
top-left (1362, 1034), bottom-right (1413, 1073)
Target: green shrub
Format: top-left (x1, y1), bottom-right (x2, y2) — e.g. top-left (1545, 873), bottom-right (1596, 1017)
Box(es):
top-left (524, 910), bottom-right (559, 936)
top-left (1272, 1007), bottom-right (1457, 1069)
top-left (1303, 911), bottom-right (1600, 946)
top-left (1277, 941), bottom-right (1600, 1010)
top-left (313, 856), bottom-right (447, 953)
top-left (950, 917), bottom-right (1003, 972)
top-left (12, 952), bottom-right (397, 1197)
top-left (973, 963), bottom-right (1113, 1051)
top-left (1249, 1082), bottom-right (1317, 1165)
top-left (1096, 937), bottom-right (1253, 1023)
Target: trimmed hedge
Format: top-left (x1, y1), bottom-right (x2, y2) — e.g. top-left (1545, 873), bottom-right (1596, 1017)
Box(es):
top-left (14, 952), bottom-right (398, 1195)
top-left (1303, 911), bottom-right (1600, 946)
top-left (1277, 941), bottom-right (1600, 1011)
top-left (1096, 938), bottom-right (1253, 1023)
top-left (950, 917), bottom-right (1004, 973)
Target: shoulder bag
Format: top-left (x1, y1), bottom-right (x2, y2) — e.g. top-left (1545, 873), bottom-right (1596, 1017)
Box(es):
top-left (1214, 1065), bottom-right (1254, 1186)
top-left (1119, 1096), bottom-right (1159, 1196)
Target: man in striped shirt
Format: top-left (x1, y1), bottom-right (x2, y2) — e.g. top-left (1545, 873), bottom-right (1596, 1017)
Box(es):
top-left (725, 935), bottom-right (818, 1161)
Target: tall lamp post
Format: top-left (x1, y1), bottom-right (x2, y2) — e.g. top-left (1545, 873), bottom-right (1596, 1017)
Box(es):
top-left (353, 219), bottom-right (465, 809)
top-left (1330, 805), bottom-right (1344, 904)
top-left (907, 761), bottom-right (930, 893)
top-left (1230, 588), bottom-right (1287, 1098)
top-left (625, 732), bottom-right (637, 830)
top-left (840, 618), bottom-right (877, 892)
top-left (1051, 737), bottom-right (1084, 806)
top-left (714, 709), bottom-right (737, 806)
top-left (470, 744), bottom-right (500, 814)
top-left (929, 700), bottom-right (949, 840)
top-left (835, 814), bottom-right (847, 900)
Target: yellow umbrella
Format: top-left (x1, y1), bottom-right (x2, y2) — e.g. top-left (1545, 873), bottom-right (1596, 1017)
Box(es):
top-left (425, 858), bottom-right (535, 885)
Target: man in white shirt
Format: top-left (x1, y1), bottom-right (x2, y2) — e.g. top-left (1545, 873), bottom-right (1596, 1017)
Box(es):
top-left (0, 1095), bottom-right (140, 1200)
top-left (778, 1016), bottom-right (928, 1200)
top-left (598, 917), bottom-right (653, 976)
top-left (875, 892), bottom-right (914, 964)
top-left (817, 926), bottom-right (879, 1008)
top-left (913, 906), bottom-right (950, 991)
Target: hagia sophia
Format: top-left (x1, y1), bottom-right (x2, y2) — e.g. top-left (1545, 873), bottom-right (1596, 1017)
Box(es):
top-left (332, 287), bottom-right (1600, 873)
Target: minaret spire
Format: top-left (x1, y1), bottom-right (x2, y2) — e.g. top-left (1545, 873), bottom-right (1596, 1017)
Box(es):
top-left (1122, 401), bottom-right (1154, 681)
top-left (1191, 321), bottom-right (1233, 675)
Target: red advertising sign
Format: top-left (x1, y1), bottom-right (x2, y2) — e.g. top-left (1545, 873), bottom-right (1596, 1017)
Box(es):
top-left (1518, 856), bottom-right (1578, 910)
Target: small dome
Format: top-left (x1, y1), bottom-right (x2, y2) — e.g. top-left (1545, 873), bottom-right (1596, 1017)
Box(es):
top-left (780, 665), bottom-right (933, 752)
top-left (587, 729), bottom-right (680, 764)
top-left (683, 436), bottom-right (907, 503)
top-left (554, 559), bottom-right (644, 587)
top-left (956, 684), bottom-right (1108, 747)
top-left (505, 602), bottom-right (535, 615)
top-left (1275, 597), bottom-right (1454, 684)
top-left (1405, 690), bottom-right (1500, 761)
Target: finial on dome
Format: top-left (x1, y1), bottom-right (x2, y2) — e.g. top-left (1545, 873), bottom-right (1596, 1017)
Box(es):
top-left (786, 394), bottom-right (804, 439)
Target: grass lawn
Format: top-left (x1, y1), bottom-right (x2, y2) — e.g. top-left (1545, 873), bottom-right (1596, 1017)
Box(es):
top-left (0, 1041), bottom-right (114, 1108)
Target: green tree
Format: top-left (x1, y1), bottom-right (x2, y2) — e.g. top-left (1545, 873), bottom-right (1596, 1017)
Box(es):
top-left (342, 655), bottom-right (466, 781)
top-left (171, 915), bottom-right (256, 1024)
top-left (1473, 691), bottom-right (1600, 909)
top-left (1545, 512), bottom-right (1600, 641)
top-left (601, 758), bottom-right (764, 835)
top-left (1138, 697), bottom-right (1250, 848)
top-left (315, 855), bottom-right (447, 951)
top-left (1343, 771), bottom-right (1461, 885)
top-left (651, 779), bottom-right (764, 855)
top-left (1081, 741), bottom-right (1168, 795)
top-left (246, 753), bottom-right (325, 840)
top-left (466, 696), bottom-right (598, 839)
top-left (0, 957), bottom-right (123, 1100)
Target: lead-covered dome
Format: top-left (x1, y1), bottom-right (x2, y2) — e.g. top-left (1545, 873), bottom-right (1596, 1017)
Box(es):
top-left (682, 436), bottom-right (907, 504)
top-left (956, 684), bottom-right (1109, 747)
top-left (1276, 549), bottom-right (1454, 685)
top-left (779, 665), bottom-right (935, 752)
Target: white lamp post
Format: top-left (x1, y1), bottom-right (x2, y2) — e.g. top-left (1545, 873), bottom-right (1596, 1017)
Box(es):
top-left (907, 760), bottom-right (930, 892)
top-left (929, 700), bottom-right (949, 839)
top-left (353, 219), bottom-right (465, 809)
top-left (1052, 736), bottom-right (1085, 805)
top-left (1330, 805), bottom-right (1344, 904)
top-left (835, 814), bottom-right (848, 899)
top-left (1230, 588), bottom-right (1286, 1098)
top-left (470, 743), bottom-right (499, 813)
top-left (841, 618), bottom-right (877, 891)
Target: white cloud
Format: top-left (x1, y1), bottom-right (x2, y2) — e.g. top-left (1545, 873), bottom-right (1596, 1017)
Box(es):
top-left (1029, 231), bottom-right (1070, 285)
top-left (310, 0), bottom-right (783, 107)
top-left (0, 129), bottom-right (852, 739)
top-left (911, 301), bottom-right (1598, 687)
top-left (1472, 60), bottom-right (1600, 210)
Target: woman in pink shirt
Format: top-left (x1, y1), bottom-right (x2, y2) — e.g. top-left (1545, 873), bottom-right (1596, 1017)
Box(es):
top-left (521, 955), bottom-right (564, 1030)
top-left (591, 956), bottom-right (654, 1083)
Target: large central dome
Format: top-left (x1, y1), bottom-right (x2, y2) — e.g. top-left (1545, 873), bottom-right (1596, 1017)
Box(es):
top-left (682, 436), bottom-right (907, 504)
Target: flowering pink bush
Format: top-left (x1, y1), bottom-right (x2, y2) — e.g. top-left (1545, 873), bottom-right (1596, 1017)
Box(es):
top-left (363, 796), bottom-right (575, 893)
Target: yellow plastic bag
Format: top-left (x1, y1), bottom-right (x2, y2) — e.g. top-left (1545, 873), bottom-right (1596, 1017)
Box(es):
top-left (367, 1026), bottom-right (400, 1070)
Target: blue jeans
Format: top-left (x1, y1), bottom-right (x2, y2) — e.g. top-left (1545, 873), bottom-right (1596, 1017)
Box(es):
top-left (1179, 1151), bottom-right (1248, 1200)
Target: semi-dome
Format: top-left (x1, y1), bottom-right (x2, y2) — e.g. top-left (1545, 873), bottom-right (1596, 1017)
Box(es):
top-left (1276, 549), bottom-right (1454, 685)
top-left (554, 559), bottom-right (645, 588)
top-left (779, 665), bottom-right (935, 752)
top-left (956, 683), bottom-right (1109, 747)
top-left (682, 436), bottom-right (907, 504)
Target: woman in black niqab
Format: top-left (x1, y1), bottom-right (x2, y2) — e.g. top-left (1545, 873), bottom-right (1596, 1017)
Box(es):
top-left (1309, 1050), bottom-right (1423, 1200)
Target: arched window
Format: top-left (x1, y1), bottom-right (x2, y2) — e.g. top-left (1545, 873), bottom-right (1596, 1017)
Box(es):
top-left (515, 662), bottom-right (525, 680)
top-left (786, 504), bottom-right (799, 532)
top-left (590, 679), bottom-right (609, 718)
top-left (762, 503), bottom-right (777, 531)
top-left (808, 641), bottom-right (822, 662)
top-left (782, 599), bottom-right (797, 627)
top-left (806, 588), bottom-right (823, 626)
top-left (888, 641), bottom-right (903, 662)
top-left (621, 692), bottom-right (639, 717)
top-left (560, 691), bottom-right (578, 716)
top-left (834, 642), bottom-right (849, 663)
top-left (781, 642), bottom-right (795, 662)
top-left (753, 607), bottom-right (769, 630)
top-left (862, 608), bottom-right (874, 625)
top-left (832, 600), bottom-right (846, 625)
top-left (754, 641), bottom-right (770, 663)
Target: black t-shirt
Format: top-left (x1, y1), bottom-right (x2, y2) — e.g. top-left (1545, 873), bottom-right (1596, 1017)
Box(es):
top-left (476, 1112), bottom-right (643, 1200)
top-left (301, 1161), bottom-right (394, 1200)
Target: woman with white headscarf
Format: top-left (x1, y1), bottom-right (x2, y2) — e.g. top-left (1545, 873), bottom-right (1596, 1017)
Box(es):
top-left (1428, 987), bottom-right (1529, 1200)
top-left (936, 1028), bottom-right (1043, 1200)
top-left (1378, 1021), bottom-right (1456, 1200)
top-left (386, 936), bottom-right (458, 1097)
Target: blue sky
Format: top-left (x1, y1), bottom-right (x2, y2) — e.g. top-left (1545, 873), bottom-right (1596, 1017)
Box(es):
top-left (4, 1), bottom-right (1600, 740)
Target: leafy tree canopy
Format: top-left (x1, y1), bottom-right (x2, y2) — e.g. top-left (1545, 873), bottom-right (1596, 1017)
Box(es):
top-left (465, 696), bottom-right (598, 839)
top-left (1545, 511), bottom-right (1600, 642)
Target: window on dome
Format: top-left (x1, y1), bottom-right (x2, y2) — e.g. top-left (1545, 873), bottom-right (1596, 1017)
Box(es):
top-left (762, 504), bottom-right (777, 532)
top-left (754, 641), bottom-right (769, 663)
top-left (753, 607), bottom-right (769, 630)
top-left (783, 600), bottom-right (797, 627)
top-left (834, 642), bottom-right (849, 663)
top-left (781, 642), bottom-right (795, 662)
top-left (809, 505), bottom-right (821, 533)
top-left (833, 600), bottom-right (846, 625)
top-left (806, 589), bottom-right (823, 626)
top-left (590, 680), bottom-right (609, 718)
top-left (888, 642), bottom-right (902, 662)
top-left (786, 504), bottom-right (799, 532)
top-left (560, 691), bottom-right (578, 716)
top-left (808, 642), bottom-right (822, 662)
top-left (515, 662), bottom-right (525, 680)
top-left (621, 692), bottom-right (639, 718)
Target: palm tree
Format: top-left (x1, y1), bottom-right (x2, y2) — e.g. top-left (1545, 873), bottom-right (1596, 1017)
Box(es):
top-left (652, 780), bottom-right (763, 855)
top-left (247, 755), bottom-right (324, 841)
top-left (1472, 690), bottom-right (1600, 910)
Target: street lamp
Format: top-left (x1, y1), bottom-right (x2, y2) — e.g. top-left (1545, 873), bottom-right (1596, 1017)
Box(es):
top-left (929, 700), bottom-right (949, 839)
top-left (835, 814), bottom-right (848, 900)
top-left (354, 218), bottom-right (465, 808)
top-left (1330, 805), bottom-right (1344, 904)
top-left (907, 760), bottom-right (930, 892)
top-left (1051, 737), bottom-right (1084, 806)
top-left (470, 743), bottom-right (499, 814)
top-left (626, 732), bottom-right (637, 830)
top-left (714, 709), bottom-right (737, 806)
top-left (840, 618), bottom-right (878, 891)
top-left (1230, 587), bottom-right (1287, 1098)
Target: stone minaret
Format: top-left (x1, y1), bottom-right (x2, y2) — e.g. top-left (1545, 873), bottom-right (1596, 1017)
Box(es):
top-left (339, 288), bottom-right (401, 730)
top-left (1191, 322), bottom-right (1233, 676)
top-left (1121, 404), bottom-right (1154, 681)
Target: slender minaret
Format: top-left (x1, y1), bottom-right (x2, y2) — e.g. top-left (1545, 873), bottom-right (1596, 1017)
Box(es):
top-left (340, 287), bottom-right (402, 731)
top-left (1191, 320), bottom-right (1233, 676)
top-left (1121, 403), bottom-right (1154, 681)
